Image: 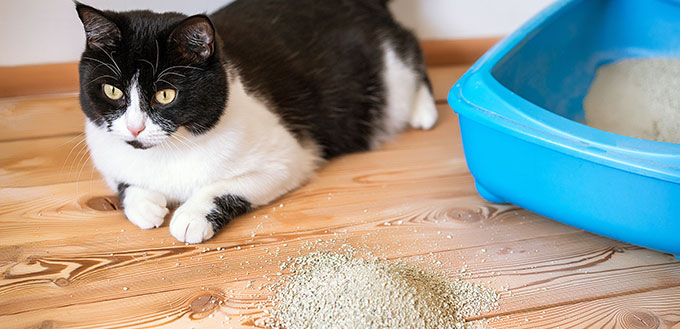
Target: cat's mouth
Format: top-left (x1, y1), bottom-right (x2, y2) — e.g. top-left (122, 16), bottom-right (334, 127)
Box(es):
top-left (126, 140), bottom-right (151, 150)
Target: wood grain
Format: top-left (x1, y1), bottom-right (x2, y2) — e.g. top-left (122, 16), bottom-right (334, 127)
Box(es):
top-left (0, 62), bottom-right (79, 98)
top-left (421, 37), bottom-right (502, 66)
top-left (0, 95), bottom-right (83, 142)
top-left (491, 286), bottom-right (680, 328)
top-left (1, 65), bottom-right (679, 329)
top-left (0, 135), bottom-right (94, 188)
top-left (429, 65), bottom-right (469, 103)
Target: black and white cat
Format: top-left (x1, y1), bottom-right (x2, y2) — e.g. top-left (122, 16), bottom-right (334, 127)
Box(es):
top-left (76, 0), bottom-right (437, 243)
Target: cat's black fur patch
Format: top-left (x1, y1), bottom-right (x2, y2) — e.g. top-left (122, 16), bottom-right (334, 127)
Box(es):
top-left (126, 140), bottom-right (149, 149)
top-left (211, 0), bottom-right (427, 158)
top-left (117, 183), bottom-right (130, 208)
top-left (206, 195), bottom-right (252, 231)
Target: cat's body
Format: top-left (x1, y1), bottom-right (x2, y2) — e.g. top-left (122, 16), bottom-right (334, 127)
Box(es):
top-left (77, 0), bottom-right (437, 243)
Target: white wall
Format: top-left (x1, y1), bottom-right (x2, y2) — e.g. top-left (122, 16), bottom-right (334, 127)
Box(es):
top-left (391, 0), bottom-right (555, 39)
top-left (0, 0), bottom-right (554, 66)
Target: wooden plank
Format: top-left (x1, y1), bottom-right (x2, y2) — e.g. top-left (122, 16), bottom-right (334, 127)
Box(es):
top-left (0, 95), bottom-right (83, 142)
top-left (0, 66), bottom-right (461, 143)
top-left (421, 37), bottom-right (501, 66)
top-left (0, 135), bottom-right (95, 188)
top-left (0, 39), bottom-right (496, 98)
top-left (430, 234), bottom-right (680, 317)
top-left (0, 62), bottom-right (79, 98)
top-left (489, 286), bottom-right (680, 328)
top-left (428, 65), bottom-right (469, 103)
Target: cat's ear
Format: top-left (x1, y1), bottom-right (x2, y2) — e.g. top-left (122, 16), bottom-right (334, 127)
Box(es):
top-left (169, 15), bottom-right (216, 64)
top-left (75, 3), bottom-right (121, 50)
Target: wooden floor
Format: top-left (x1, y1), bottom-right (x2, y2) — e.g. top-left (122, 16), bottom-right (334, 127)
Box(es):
top-left (1, 65), bottom-right (679, 329)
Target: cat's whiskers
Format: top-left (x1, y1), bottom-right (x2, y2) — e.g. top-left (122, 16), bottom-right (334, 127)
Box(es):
top-left (169, 133), bottom-right (193, 151)
top-left (138, 59), bottom-right (155, 75)
top-left (75, 153), bottom-right (93, 195)
top-left (154, 39), bottom-right (160, 75)
top-left (81, 56), bottom-right (120, 78)
top-left (154, 64), bottom-right (200, 88)
top-left (58, 132), bottom-right (85, 148)
top-left (68, 138), bottom-right (90, 178)
top-left (88, 155), bottom-right (99, 195)
top-left (85, 75), bottom-right (118, 87)
top-left (92, 63), bottom-right (117, 75)
top-left (93, 45), bottom-right (123, 77)
top-left (157, 137), bottom-right (173, 154)
top-left (158, 71), bottom-right (185, 78)
top-left (185, 121), bottom-right (212, 134)
top-left (158, 79), bottom-right (178, 90)
top-left (157, 65), bottom-right (201, 80)
top-left (173, 131), bottom-right (200, 149)
top-left (72, 144), bottom-right (91, 180)
top-left (61, 135), bottom-right (87, 178)
top-left (165, 136), bottom-right (183, 154)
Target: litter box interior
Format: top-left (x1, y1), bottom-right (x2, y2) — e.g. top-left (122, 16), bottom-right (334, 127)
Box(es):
top-left (491, 0), bottom-right (680, 123)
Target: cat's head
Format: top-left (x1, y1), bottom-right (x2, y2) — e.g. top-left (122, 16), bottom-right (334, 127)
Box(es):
top-left (76, 3), bottom-right (227, 149)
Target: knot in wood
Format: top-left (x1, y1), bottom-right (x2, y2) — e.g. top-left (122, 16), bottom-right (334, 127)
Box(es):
top-left (85, 196), bottom-right (120, 211)
top-left (54, 277), bottom-right (69, 287)
top-left (621, 310), bottom-right (660, 329)
top-left (444, 207), bottom-right (487, 223)
top-left (39, 320), bottom-right (55, 329)
top-left (189, 293), bottom-right (222, 319)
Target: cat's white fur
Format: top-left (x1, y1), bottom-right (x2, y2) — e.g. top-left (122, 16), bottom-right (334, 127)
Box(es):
top-left (377, 44), bottom-right (437, 147)
top-left (85, 43), bottom-right (436, 243)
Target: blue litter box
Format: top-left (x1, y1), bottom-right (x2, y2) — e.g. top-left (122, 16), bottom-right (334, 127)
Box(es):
top-left (448, 0), bottom-right (680, 257)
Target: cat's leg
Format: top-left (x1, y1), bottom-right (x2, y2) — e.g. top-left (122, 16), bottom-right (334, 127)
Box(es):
top-left (169, 172), bottom-right (295, 243)
top-left (117, 183), bottom-right (169, 229)
top-left (409, 82), bottom-right (438, 130)
top-left (169, 190), bottom-right (251, 244)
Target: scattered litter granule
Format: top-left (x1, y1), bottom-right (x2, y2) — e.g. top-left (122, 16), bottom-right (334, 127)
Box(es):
top-left (584, 57), bottom-right (680, 143)
top-left (267, 250), bottom-right (499, 329)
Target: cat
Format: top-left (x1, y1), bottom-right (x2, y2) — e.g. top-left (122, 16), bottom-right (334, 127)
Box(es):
top-left (76, 0), bottom-right (437, 244)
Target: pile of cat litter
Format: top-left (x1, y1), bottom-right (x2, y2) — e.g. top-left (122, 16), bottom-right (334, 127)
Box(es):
top-left (266, 249), bottom-right (499, 329)
top-left (584, 58), bottom-right (680, 143)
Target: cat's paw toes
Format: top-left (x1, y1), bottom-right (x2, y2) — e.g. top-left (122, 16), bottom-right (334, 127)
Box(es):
top-left (169, 205), bottom-right (214, 244)
top-left (409, 85), bottom-right (438, 130)
top-left (123, 188), bottom-right (169, 229)
top-left (410, 103), bottom-right (438, 130)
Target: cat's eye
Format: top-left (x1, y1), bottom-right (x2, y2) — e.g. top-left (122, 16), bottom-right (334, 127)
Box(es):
top-left (155, 89), bottom-right (177, 105)
top-left (103, 84), bottom-right (123, 100)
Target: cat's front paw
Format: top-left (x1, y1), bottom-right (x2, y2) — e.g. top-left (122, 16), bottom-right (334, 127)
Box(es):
top-left (169, 203), bottom-right (215, 244)
top-left (122, 187), bottom-right (169, 229)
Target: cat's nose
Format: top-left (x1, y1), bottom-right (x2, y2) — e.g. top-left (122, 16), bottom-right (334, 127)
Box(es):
top-left (127, 124), bottom-right (146, 137)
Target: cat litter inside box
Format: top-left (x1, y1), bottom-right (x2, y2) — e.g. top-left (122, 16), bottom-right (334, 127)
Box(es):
top-left (584, 58), bottom-right (680, 143)
top-left (448, 0), bottom-right (680, 258)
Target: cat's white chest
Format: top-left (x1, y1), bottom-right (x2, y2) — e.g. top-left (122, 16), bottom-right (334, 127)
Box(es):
top-left (86, 126), bottom-right (224, 202)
